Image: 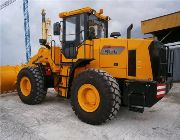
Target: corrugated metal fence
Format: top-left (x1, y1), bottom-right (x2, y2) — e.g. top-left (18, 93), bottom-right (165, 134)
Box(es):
top-left (166, 42), bottom-right (180, 82)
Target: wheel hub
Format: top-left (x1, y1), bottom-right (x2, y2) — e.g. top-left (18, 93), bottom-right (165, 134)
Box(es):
top-left (20, 77), bottom-right (31, 96)
top-left (78, 84), bottom-right (100, 112)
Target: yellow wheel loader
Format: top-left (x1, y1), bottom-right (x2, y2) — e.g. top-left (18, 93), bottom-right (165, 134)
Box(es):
top-left (1, 7), bottom-right (174, 125)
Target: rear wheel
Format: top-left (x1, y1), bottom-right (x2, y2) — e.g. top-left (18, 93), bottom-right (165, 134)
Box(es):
top-left (17, 67), bottom-right (47, 105)
top-left (70, 69), bottom-right (121, 125)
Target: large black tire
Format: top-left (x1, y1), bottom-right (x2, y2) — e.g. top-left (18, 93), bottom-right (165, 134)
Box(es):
top-left (70, 69), bottom-right (121, 125)
top-left (17, 67), bottom-right (47, 105)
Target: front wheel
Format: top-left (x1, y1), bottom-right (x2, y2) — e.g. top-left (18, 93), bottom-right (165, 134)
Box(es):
top-left (70, 69), bottom-right (121, 125)
top-left (17, 67), bottom-right (47, 105)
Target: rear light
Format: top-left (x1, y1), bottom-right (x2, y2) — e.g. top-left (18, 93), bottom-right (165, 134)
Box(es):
top-left (44, 66), bottom-right (51, 76)
top-left (156, 84), bottom-right (166, 98)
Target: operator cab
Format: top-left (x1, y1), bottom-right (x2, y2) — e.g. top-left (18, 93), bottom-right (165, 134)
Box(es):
top-left (53, 7), bottom-right (109, 59)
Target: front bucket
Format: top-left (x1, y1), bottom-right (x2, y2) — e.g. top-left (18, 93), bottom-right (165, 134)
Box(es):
top-left (0, 65), bottom-right (24, 93)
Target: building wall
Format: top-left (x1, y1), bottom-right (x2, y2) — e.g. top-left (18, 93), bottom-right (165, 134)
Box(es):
top-left (141, 11), bottom-right (180, 34)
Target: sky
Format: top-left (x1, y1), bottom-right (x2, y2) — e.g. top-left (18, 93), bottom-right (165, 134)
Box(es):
top-left (0, 0), bottom-right (180, 65)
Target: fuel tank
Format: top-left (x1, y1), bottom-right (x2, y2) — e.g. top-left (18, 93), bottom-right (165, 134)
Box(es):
top-left (0, 65), bottom-right (24, 93)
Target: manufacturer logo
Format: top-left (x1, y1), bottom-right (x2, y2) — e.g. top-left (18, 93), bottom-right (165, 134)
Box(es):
top-left (101, 46), bottom-right (125, 55)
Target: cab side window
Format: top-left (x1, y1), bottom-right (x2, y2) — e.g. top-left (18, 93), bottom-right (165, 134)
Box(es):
top-left (80, 14), bottom-right (84, 42)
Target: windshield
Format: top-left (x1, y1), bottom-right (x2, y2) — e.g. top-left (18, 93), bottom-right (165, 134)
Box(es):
top-left (88, 14), bottom-right (107, 38)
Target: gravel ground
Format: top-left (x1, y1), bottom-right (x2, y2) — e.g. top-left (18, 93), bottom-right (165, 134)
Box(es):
top-left (0, 84), bottom-right (180, 140)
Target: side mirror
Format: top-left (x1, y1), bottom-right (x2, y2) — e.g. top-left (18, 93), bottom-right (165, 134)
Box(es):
top-left (110, 32), bottom-right (121, 38)
top-left (39, 39), bottom-right (47, 45)
top-left (53, 22), bottom-right (61, 35)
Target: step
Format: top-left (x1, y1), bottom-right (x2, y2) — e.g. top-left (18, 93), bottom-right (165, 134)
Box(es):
top-left (129, 106), bottom-right (144, 113)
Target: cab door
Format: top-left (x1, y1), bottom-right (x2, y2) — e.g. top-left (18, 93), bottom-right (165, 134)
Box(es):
top-left (62, 15), bottom-right (79, 59)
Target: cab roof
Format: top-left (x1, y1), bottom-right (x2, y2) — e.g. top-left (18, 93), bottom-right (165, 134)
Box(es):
top-left (59, 7), bottom-right (109, 21)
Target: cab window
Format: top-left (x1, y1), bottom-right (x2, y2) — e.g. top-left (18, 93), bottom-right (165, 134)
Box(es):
top-left (88, 14), bottom-right (107, 38)
top-left (65, 16), bottom-right (76, 41)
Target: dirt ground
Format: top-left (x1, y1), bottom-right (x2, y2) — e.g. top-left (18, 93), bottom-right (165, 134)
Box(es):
top-left (0, 84), bottom-right (180, 140)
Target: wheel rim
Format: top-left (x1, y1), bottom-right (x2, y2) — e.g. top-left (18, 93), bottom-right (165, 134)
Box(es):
top-left (78, 84), bottom-right (100, 112)
top-left (20, 77), bottom-right (31, 96)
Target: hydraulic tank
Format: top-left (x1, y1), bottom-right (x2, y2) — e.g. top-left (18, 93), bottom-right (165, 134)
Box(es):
top-left (0, 65), bottom-right (24, 93)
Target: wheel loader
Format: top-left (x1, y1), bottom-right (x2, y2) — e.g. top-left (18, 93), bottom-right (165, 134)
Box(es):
top-left (0, 7), bottom-right (174, 125)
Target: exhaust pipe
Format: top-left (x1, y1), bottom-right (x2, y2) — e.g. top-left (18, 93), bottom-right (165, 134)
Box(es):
top-left (127, 24), bottom-right (133, 39)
